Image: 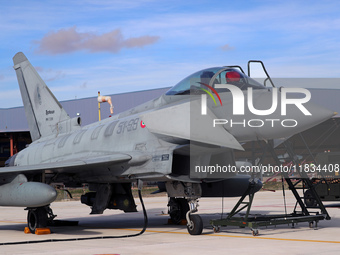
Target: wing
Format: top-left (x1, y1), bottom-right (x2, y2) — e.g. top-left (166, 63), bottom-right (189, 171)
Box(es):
top-left (0, 153), bottom-right (132, 175)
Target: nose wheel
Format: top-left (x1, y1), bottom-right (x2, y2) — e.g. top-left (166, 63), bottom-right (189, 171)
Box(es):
top-left (186, 199), bottom-right (203, 235)
top-left (187, 214), bottom-right (203, 235)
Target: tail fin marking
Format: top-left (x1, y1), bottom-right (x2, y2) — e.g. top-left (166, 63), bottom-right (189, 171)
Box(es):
top-left (13, 52), bottom-right (70, 141)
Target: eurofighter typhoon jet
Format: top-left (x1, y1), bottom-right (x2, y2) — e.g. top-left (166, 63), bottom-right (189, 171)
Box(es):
top-left (0, 52), bottom-right (334, 235)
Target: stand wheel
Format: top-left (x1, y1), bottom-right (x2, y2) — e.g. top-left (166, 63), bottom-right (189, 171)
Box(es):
top-left (187, 214), bottom-right (203, 235)
top-left (309, 221), bottom-right (314, 228)
top-left (213, 226), bottom-right (220, 233)
top-left (252, 229), bottom-right (259, 236)
top-left (27, 207), bottom-right (48, 234)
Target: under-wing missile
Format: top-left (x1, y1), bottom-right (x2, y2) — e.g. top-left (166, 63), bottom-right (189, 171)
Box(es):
top-left (0, 175), bottom-right (57, 207)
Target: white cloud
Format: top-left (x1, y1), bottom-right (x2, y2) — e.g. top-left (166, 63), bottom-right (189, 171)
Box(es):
top-left (2, 0), bottom-right (340, 109)
top-left (34, 26), bottom-right (160, 55)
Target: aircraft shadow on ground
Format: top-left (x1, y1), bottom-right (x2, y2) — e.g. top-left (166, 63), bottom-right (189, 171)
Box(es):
top-left (1, 206), bottom-right (338, 237)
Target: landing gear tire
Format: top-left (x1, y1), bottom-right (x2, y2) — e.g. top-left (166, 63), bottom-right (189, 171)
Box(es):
top-left (168, 198), bottom-right (189, 224)
top-left (27, 207), bottom-right (48, 234)
top-left (187, 214), bottom-right (203, 235)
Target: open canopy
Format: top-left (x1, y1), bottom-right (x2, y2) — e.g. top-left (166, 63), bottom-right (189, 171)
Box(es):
top-left (166, 67), bottom-right (266, 95)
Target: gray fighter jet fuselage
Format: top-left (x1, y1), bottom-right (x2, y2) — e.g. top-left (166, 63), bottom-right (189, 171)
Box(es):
top-left (0, 53), bottom-right (334, 235)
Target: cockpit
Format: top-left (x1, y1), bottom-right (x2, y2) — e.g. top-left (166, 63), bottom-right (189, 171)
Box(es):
top-left (166, 67), bottom-right (266, 95)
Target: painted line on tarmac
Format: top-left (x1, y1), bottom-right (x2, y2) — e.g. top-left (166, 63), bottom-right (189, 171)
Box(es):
top-left (0, 220), bottom-right (26, 224)
top-left (118, 228), bottom-right (340, 244)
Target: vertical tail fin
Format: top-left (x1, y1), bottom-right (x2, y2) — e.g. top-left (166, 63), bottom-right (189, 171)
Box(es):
top-left (13, 52), bottom-right (70, 141)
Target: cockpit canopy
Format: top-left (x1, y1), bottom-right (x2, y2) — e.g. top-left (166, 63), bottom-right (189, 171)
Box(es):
top-left (166, 67), bottom-right (266, 95)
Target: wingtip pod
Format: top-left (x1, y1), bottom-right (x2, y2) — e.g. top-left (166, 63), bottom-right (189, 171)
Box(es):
top-left (13, 52), bottom-right (28, 66)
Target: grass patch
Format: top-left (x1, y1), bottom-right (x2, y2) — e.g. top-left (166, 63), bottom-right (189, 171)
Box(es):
top-left (262, 179), bottom-right (303, 191)
top-left (131, 186), bottom-right (165, 198)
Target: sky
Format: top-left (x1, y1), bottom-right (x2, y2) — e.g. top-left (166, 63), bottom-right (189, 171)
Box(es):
top-left (1, 0), bottom-right (340, 108)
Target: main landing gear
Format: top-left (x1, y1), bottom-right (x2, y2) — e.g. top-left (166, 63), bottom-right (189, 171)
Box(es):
top-left (26, 205), bottom-right (78, 234)
top-left (26, 205), bottom-right (56, 234)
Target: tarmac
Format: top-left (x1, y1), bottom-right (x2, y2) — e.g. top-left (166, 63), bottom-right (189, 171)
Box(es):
top-left (0, 190), bottom-right (340, 255)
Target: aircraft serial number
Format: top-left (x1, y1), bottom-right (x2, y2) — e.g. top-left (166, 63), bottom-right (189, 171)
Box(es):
top-left (116, 118), bottom-right (139, 134)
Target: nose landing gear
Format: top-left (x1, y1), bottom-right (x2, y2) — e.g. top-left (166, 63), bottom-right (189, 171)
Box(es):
top-left (166, 182), bottom-right (203, 235)
top-left (186, 199), bottom-right (203, 235)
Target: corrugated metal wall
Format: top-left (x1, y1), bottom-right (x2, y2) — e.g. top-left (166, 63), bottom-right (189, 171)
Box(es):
top-left (0, 87), bottom-right (170, 132)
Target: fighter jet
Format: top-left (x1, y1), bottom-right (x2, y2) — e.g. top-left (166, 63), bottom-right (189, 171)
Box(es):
top-left (0, 52), bottom-right (334, 235)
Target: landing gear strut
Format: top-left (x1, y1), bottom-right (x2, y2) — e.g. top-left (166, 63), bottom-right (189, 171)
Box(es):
top-left (186, 199), bottom-right (203, 235)
top-left (166, 182), bottom-right (203, 235)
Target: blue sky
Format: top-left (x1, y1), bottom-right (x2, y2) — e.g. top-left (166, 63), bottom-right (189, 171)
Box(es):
top-left (1, 0), bottom-right (340, 108)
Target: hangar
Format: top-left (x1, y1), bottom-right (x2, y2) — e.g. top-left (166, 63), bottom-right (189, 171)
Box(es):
top-left (0, 87), bottom-right (340, 167)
